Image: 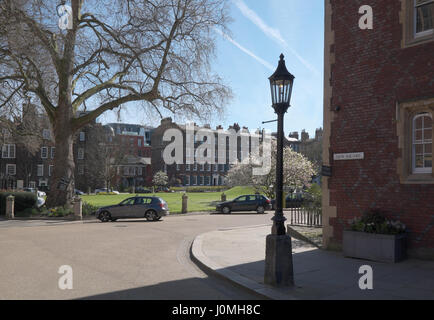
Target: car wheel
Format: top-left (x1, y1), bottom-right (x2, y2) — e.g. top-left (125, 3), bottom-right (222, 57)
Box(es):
top-left (222, 206), bottom-right (231, 214)
top-left (257, 206), bottom-right (265, 214)
top-left (145, 210), bottom-right (158, 221)
top-left (99, 211), bottom-right (111, 222)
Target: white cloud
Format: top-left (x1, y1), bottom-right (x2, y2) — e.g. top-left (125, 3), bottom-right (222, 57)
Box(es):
top-left (232, 0), bottom-right (319, 76)
top-left (214, 28), bottom-right (274, 71)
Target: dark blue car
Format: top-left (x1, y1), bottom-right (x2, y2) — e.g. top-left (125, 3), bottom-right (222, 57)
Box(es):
top-left (216, 195), bottom-right (272, 214)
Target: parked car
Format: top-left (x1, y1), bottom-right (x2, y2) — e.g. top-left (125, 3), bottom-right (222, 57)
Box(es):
top-left (75, 189), bottom-right (85, 195)
top-left (135, 187), bottom-right (152, 194)
top-left (95, 188), bottom-right (119, 195)
top-left (216, 194), bottom-right (272, 214)
top-left (96, 196), bottom-right (169, 222)
top-left (270, 192), bottom-right (305, 209)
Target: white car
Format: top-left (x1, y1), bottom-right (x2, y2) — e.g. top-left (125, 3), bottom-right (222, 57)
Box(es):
top-left (37, 197), bottom-right (45, 208)
top-left (37, 191), bottom-right (46, 197)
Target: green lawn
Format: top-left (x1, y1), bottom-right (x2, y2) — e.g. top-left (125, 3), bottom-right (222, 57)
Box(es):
top-left (81, 186), bottom-right (257, 214)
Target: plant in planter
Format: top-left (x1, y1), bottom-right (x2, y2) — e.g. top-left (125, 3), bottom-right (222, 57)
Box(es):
top-left (343, 209), bottom-right (407, 263)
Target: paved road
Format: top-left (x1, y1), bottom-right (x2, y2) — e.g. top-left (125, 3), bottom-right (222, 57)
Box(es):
top-left (0, 212), bottom-right (274, 299)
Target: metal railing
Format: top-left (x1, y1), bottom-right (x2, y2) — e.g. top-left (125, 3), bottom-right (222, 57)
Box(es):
top-left (286, 208), bottom-right (322, 227)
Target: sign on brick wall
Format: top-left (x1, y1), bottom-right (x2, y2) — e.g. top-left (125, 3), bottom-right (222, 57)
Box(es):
top-left (333, 152), bottom-right (364, 161)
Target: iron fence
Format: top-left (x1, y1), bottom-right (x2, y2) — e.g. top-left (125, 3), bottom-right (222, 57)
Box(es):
top-left (286, 207), bottom-right (322, 227)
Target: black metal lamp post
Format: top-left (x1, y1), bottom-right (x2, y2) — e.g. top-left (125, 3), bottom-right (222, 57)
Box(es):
top-left (264, 54), bottom-right (295, 287)
top-left (269, 54), bottom-right (295, 236)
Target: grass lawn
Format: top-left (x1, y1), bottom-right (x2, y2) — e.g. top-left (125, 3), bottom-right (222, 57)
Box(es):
top-left (81, 186), bottom-right (257, 214)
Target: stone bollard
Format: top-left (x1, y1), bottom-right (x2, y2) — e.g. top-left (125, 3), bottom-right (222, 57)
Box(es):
top-left (182, 193), bottom-right (188, 214)
top-left (87, 187), bottom-right (91, 195)
top-left (73, 197), bottom-right (83, 220)
top-left (132, 186), bottom-right (135, 194)
top-left (6, 195), bottom-right (14, 219)
top-left (221, 193), bottom-right (226, 202)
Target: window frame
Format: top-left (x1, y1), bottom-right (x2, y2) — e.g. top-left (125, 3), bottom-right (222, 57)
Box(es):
top-left (6, 164), bottom-right (16, 176)
top-left (412, 113), bottom-right (432, 173)
top-left (402, 0), bottom-right (434, 47)
top-left (37, 164), bottom-right (44, 177)
top-left (414, 0), bottom-right (434, 38)
top-left (397, 98), bottom-right (434, 183)
top-left (77, 148), bottom-right (85, 160)
top-left (2, 144), bottom-right (16, 159)
top-left (41, 146), bottom-right (48, 159)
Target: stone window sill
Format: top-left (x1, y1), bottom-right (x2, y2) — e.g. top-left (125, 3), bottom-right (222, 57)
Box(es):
top-left (402, 173), bottom-right (434, 184)
top-left (404, 34), bottom-right (434, 48)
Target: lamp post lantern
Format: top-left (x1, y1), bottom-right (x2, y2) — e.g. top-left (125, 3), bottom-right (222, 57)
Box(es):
top-left (264, 54), bottom-right (295, 287)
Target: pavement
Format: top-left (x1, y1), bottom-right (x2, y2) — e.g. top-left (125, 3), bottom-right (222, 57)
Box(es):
top-left (191, 224), bottom-right (434, 300)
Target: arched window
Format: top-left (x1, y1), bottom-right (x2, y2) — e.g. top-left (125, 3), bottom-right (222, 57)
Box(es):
top-left (413, 113), bottom-right (432, 173)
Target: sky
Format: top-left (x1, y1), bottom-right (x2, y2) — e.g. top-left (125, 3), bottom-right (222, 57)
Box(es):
top-left (100, 0), bottom-right (324, 138)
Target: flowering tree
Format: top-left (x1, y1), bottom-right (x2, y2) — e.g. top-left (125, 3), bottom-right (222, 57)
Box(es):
top-left (152, 171), bottom-right (168, 188)
top-left (226, 145), bottom-right (315, 199)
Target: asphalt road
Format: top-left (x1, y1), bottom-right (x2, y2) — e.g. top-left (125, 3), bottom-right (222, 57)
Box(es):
top-left (0, 212), bottom-right (274, 300)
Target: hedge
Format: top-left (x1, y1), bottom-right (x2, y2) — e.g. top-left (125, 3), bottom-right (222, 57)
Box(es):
top-left (171, 186), bottom-right (229, 193)
top-left (0, 192), bottom-right (37, 215)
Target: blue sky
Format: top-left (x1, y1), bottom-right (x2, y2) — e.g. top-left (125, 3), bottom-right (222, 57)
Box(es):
top-left (100, 0), bottom-right (324, 138)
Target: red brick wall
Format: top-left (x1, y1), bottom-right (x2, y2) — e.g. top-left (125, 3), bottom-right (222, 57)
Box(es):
top-left (329, 0), bottom-right (434, 251)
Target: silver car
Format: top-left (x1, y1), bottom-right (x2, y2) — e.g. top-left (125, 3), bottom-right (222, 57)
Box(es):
top-left (96, 196), bottom-right (169, 222)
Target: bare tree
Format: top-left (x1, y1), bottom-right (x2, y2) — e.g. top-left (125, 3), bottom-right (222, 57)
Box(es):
top-left (0, 0), bottom-right (232, 207)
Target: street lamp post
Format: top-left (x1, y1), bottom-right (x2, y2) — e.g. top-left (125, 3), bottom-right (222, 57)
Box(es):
top-left (264, 54), bottom-right (295, 287)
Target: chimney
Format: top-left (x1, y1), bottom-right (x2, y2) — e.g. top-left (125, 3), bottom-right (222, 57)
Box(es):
top-left (161, 117), bottom-right (172, 126)
top-left (315, 128), bottom-right (323, 141)
top-left (301, 130), bottom-right (309, 142)
top-left (289, 131), bottom-right (299, 140)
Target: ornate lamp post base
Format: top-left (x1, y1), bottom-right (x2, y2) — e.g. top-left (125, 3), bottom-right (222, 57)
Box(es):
top-left (264, 234), bottom-right (294, 287)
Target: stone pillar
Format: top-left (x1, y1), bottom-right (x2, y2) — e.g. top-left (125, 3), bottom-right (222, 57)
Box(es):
top-left (264, 234), bottom-right (294, 287)
top-left (182, 194), bottom-right (188, 214)
top-left (6, 195), bottom-right (14, 219)
top-left (87, 187), bottom-right (91, 195)
top-left (73, 197), bottom-right (83, 220)
top-left (132, 185), bottom-right (135, 194)
top-left (221, 193), bottom-right (226, 202)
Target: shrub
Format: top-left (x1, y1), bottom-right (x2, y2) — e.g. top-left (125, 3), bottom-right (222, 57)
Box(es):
top-left (46, 206), bottom-right (73, 217)
top-left (96, 192), bottom-right (117, 195)
top-left (302, 184), bottom-right (322, 210)
top-left (348, 209), bottom-right (406, 235)
top-left (82, 202), bottom-right (99, 216)
top-left (0, 192), bottom-right (37, 215)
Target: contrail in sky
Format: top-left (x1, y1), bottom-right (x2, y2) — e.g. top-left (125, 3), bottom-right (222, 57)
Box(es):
top-left (232, 0), bottom-right (320, 76)
top-left (214, 28), bottom-right (274, 71)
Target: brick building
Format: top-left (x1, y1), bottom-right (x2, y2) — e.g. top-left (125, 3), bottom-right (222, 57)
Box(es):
top-left (103, 123), bottom-right (153, 189)
top-left (322, 0), bottom-right (434, 258)
top-left (151, 118), bottom-right (259, 187)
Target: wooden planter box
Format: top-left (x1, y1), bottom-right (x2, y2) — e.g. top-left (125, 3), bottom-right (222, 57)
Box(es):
top-left (343, 230), bottom-right (407, 263)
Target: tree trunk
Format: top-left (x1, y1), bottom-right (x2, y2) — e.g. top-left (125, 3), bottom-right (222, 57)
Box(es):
top-left (46, 104), bottom-right (75, 208)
